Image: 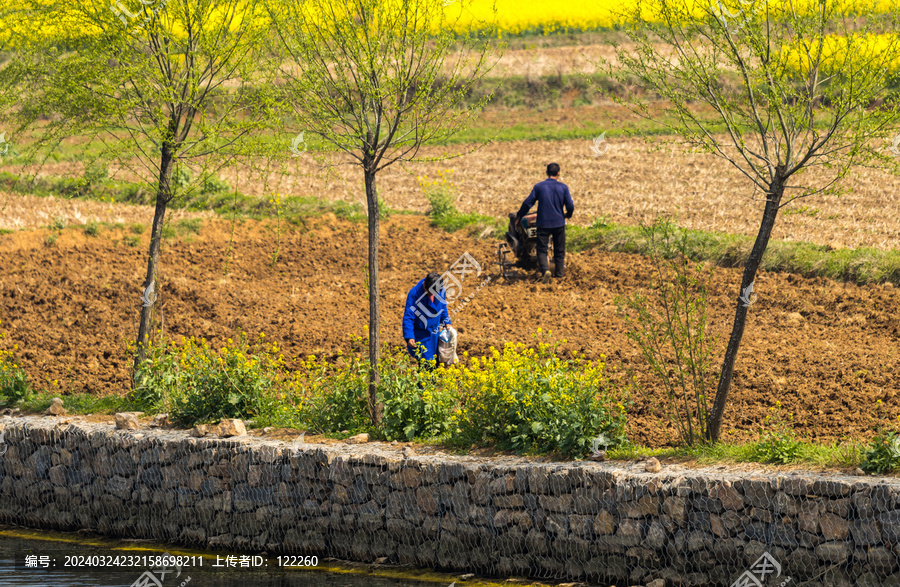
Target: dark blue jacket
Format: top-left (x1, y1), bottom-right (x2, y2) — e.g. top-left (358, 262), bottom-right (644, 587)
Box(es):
top-left (402, 279), bottom-right (451, 362)
top-left (516, 178), bottom-right (574, 229)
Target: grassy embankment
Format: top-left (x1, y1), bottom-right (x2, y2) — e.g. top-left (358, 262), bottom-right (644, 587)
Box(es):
top-left (5, 390), bottom-right (877, 473)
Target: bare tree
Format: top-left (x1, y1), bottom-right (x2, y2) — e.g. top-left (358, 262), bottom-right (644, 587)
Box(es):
top-left (267, 0), bottom-right (497, 423)
top-left (1, 0), bottom-right (278, 377)
top-left (608, 0), bottom-right (900, 441)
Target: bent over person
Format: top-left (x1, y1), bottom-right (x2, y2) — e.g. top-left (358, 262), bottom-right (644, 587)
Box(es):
top-left (515, 162), bottom-right (574, 283)
top-left (402, 272), bottom-right (450, 366)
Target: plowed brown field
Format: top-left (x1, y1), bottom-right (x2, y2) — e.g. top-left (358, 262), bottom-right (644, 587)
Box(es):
top-left (0, 213), bottom-right (897, 448)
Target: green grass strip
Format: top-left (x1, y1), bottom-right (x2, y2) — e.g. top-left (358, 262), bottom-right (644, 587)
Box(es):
top-left (0, 171), bottom-right (366, 223)
top-left (609, 439), bottom-right (868, 471)
top-left (567, 220), bottom-right (900, 286)
top-left (13, 392), bottom-right (134, 415)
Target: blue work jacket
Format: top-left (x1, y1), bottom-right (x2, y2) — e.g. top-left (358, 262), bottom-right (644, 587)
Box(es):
top-left (402, 279), bottom-right (451, 362)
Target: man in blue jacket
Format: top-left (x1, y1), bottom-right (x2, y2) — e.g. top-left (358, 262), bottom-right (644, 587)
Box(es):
top-left (402, 272), bottom-right (450, 366)
top-left (514, 163), bottom-right (575, 283)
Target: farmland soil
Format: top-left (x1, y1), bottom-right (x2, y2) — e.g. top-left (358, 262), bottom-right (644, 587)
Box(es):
top-left (0, 215), bottom-right (898, 448)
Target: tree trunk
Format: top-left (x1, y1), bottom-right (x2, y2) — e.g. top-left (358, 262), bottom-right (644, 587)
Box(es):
top-left (706, 176), bottom-right (785, 442)
top-left (364, 167), bottom-right (383, 424)
top-left (132, 149), bottom-right (175, 383)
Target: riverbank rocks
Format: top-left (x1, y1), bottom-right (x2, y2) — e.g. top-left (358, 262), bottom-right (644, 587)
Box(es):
top-left (44, 397), bottom-right (66, 416)
top-left (1, 416), bottom-right (900, 587)
top-left (150, 414), bottom-right (169, 428)
top-left (190, 424), bottom-right (210, 437)
top-left (217, 419), bottom-right (247, 437)
top-left (114, 412), bottom-right (141, 430)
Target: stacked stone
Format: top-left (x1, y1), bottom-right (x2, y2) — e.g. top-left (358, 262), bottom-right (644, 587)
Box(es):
top-left (3, 418), bottom-right (900, 586)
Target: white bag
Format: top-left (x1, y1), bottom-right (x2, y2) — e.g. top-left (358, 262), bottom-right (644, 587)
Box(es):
top-left (437, 326), bottom-right (459, 366)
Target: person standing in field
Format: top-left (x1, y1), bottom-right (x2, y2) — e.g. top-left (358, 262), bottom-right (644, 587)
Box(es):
top-left (402, 272), bottom-right (450, 367)
top-left (515, 162), bottom-right (575, 283)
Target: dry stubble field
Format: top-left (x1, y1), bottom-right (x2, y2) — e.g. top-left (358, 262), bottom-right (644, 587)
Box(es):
top-left (0, 191), bottom-right (210, 232)
top-left (236, 133), bottom-right (900, 251)
top-left (8, 128), bottom-right (900, 250)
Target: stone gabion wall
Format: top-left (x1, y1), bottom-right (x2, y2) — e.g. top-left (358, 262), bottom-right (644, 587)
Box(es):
top-left (1, 418), bottom-right (900, 587)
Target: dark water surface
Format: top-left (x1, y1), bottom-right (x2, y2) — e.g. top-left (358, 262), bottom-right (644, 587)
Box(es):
top-left (0, 531), bottom-right (455, 587)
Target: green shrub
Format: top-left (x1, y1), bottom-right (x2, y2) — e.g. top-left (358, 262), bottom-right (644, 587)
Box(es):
top-left (863, 428), bottom-right (900, 474)
top-left (0, 355), bottom-right (29, 403)
top-left (751, 401), bottom-right (804, 464)
top-left (131, 333), bottom-right (285, 426)
top-left (129, 341), bottom-right (180, 412)
top-left (294, 336), bottom-right (631, 456)
top-left (171, 166), bottom-right (193, 191)
top-left (201, 175), bottom-right (231, 195)
top-left (453, 333), bottom-right (629, 457)
top-left (0, 326), bottom-right (30, 403)
top-left (378, 354), bottom-right (457, 441)
top-left (421, 171), bottom-right (457, 219)
top-left (616, 216), bottom-right (717, 446)
top-left (426, 190), bottom-right (456, 219)
top-left (297, 352), bottom-right (370, 434)
top-left (298, 346), bottom-right (456, 439)
top-left (377, 196), bottom-right (392, 220)
top-left (83, 162), bottom-right (109, 187)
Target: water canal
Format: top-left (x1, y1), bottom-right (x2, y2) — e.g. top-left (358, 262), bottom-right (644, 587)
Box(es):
top-left (0, 528), bottom-right (482, 587)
